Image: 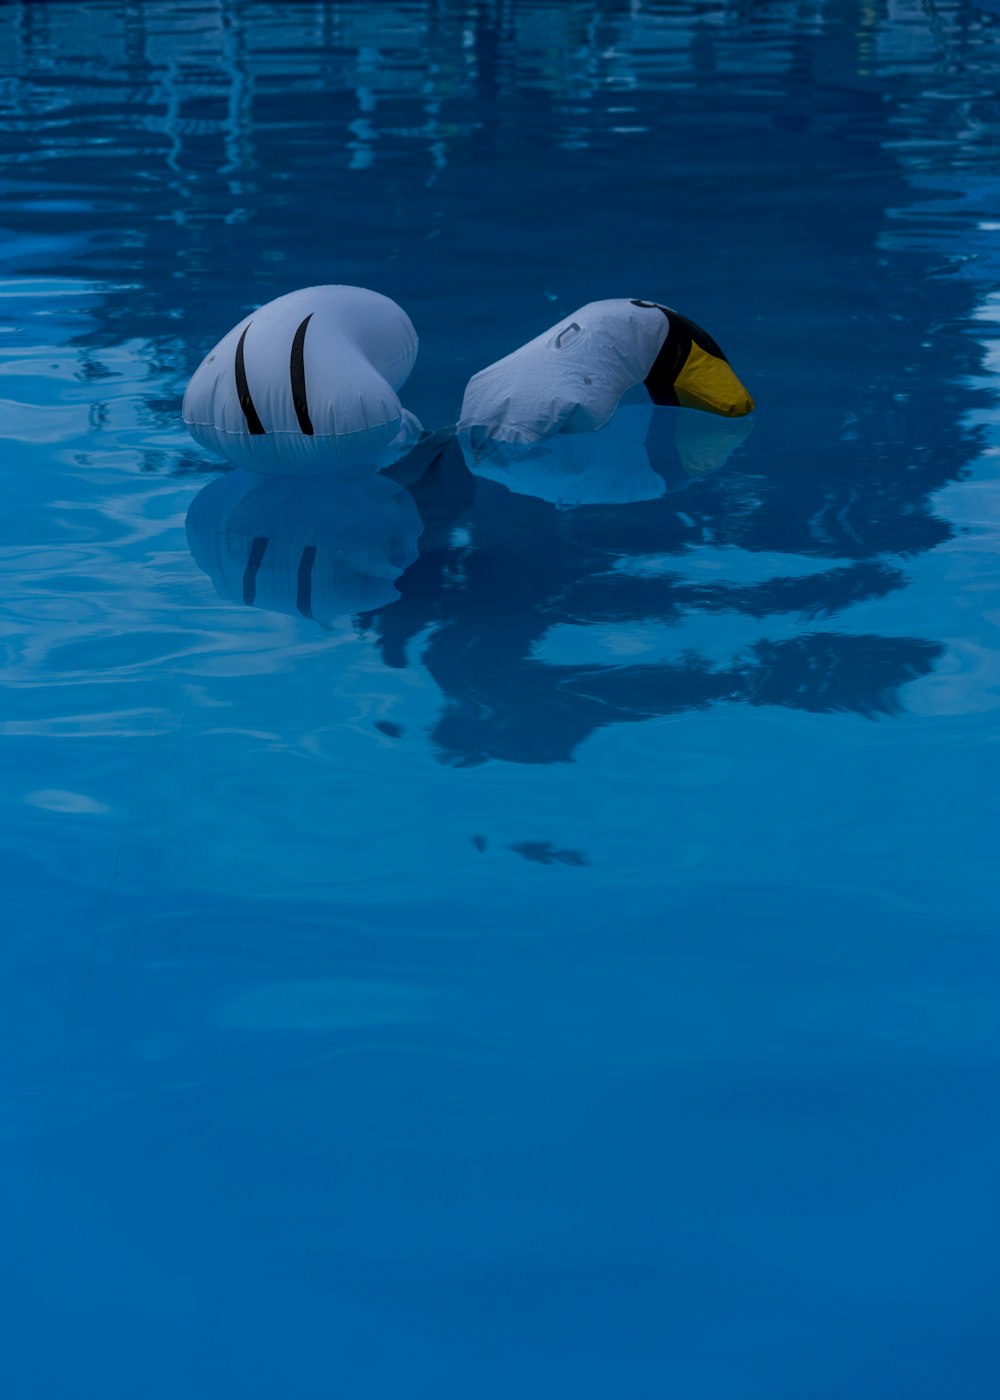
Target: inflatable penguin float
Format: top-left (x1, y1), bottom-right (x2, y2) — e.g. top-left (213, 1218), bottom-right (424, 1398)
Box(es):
top-left (457, 298), bottom-right (754, 461)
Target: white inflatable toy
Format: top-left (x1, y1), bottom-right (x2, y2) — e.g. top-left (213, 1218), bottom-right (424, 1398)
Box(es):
top-left (183, 285), bottom-right (422, 475)
top-left (458, 298), bottom-right (754, 461)
top-left (185, 468), bottom-right (422, 622)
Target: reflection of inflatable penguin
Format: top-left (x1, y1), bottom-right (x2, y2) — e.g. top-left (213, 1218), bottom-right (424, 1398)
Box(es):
top-left (182, 286), bottom-right (422, 475)
top-left (185, 470), bottom-right (423, 622)
top-left (458, 298), bottom-right (754, 461)
top-left (464, 403), bottom-right (753, 507)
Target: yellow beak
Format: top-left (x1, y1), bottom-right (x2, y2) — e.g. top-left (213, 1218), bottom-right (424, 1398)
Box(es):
top-left (673, 340), bottom-right (755, 418)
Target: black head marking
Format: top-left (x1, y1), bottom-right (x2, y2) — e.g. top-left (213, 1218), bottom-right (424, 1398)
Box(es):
top-left (631, 300), bottom-right (729, 405)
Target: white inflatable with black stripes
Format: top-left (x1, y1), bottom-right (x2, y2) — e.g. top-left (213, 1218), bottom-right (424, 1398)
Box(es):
top-left (182, 285), bottom-right (422, 475)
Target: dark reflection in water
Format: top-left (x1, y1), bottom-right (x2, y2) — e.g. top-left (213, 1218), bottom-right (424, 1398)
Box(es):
top-left (374, 447), bottom-right (945, 765)
top-left (186, 469), bottom-right (425, 622)
top-left (393, 410), bottom-right (951, 758)
top-left (186, 410), bottom-right (945, 765)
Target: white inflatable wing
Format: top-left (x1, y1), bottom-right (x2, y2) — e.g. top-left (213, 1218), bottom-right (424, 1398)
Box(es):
top-left (183, 285), bottom-right (423, 475)
top-left (458, 297), bottom-right (754, 460)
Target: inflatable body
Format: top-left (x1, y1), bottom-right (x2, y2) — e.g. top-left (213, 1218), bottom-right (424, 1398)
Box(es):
top-left (465, 404), bottom-right (753, 507)
top-left (186, 469), bottom-right (423, 622)
top-left (183, 286), bottom-right (422, 475)
top-left (458, 298), bottom-right (754, 461)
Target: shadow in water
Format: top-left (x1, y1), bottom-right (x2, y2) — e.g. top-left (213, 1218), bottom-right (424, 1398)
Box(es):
top-left (185, 409), bottom-right (944, 765)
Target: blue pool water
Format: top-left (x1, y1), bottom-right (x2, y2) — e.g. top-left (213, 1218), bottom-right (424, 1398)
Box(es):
top-left (3, 1), bottom-right (1000, 1394)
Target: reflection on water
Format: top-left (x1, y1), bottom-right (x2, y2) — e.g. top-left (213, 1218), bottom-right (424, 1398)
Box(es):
top-left (466, 403), bottom-right (754, 504)
top-left (4, 2), bottom-right (1000, 1397)
top-left (376, 431), bottom-right (945, 764)
top-left (184, 415), bottom-right (944, 764)
top-left (186, 469), bottom-right (423, 622)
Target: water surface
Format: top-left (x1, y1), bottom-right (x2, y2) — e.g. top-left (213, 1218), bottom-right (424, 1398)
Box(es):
top-left (2, 2), bottom-right (1000, 1396)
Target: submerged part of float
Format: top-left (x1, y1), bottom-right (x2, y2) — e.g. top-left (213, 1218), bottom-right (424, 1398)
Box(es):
top-left (651, 407), bottom-right (754, 492)
top-left (185, 468), bottom-right (423, 622)
top-left (463, 403), bottom-right (753, 507)
top-left (458, 298), bottom-right (754, 462)
top-left (183, 285), bottom-right (423, 476)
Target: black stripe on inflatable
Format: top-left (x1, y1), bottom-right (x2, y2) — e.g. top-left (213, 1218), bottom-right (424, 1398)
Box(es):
top-left (631, 300), bottom-right (729, 407)
top-left (290, 314), bottom-right (315, 435)
top-left (243, 535), bottom-right (268, 605)
top-left (235, 325), bottom-right (266, 435)
top-left (296, 544), bottom-right (316, 619)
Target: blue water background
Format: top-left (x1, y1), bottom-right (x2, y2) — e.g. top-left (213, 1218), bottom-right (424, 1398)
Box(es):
top-left (2, 1), bottom-right (1000, 1394)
